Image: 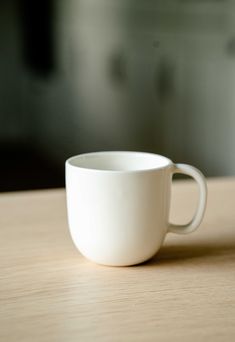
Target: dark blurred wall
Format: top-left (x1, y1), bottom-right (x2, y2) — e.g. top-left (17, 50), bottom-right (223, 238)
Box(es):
top-left (0, 2), bottom-right (25, 143)
top-left (0, 1), bottom-right (64, 191)
top-left (1, 0), bottom-right (235, 191)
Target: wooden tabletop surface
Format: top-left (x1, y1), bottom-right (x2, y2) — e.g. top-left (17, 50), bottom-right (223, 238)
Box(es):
top-left (0, 178), bottom-right (235, 342)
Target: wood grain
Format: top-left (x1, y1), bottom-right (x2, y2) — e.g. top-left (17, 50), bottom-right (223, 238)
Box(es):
top-left (0, 178), bottom-right (235, 341)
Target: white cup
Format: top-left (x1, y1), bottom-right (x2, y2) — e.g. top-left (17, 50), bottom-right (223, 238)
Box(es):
top-left (66, 151), bottom-right (207, 266)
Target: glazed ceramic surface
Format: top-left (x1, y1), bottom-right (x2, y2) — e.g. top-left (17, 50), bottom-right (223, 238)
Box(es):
top-left (66, 151), bottom-right (207, 266)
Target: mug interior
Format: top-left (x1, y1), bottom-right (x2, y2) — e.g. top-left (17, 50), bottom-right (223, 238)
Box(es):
top-left (67, 151), bottom-right (171, 172)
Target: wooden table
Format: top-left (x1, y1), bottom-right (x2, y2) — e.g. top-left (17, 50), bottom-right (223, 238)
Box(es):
top-left (0, 178), bottom-right (235, 342)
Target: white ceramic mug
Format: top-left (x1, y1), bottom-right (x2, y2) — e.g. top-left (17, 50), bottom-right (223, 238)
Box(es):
top-left (66, 151), bottom-right (207, 266)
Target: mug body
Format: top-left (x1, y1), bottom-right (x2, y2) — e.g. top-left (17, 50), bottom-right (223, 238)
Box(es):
top-left (66, 151), bottom-right (173, 266)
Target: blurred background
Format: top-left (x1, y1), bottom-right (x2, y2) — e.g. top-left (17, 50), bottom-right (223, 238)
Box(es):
top-left (1, 0), bottom-right (235, 192)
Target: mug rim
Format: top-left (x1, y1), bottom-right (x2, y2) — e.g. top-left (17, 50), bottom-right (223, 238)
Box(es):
top-left (66, 151), bottom-right (173, 174)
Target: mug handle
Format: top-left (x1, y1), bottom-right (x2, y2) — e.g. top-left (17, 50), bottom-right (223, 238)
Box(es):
top-left (168, 163), bottom-right (207, 234)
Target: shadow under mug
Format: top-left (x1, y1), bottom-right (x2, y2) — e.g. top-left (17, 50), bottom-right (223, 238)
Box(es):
top-left (66, 151), bottom-right (207, 266)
